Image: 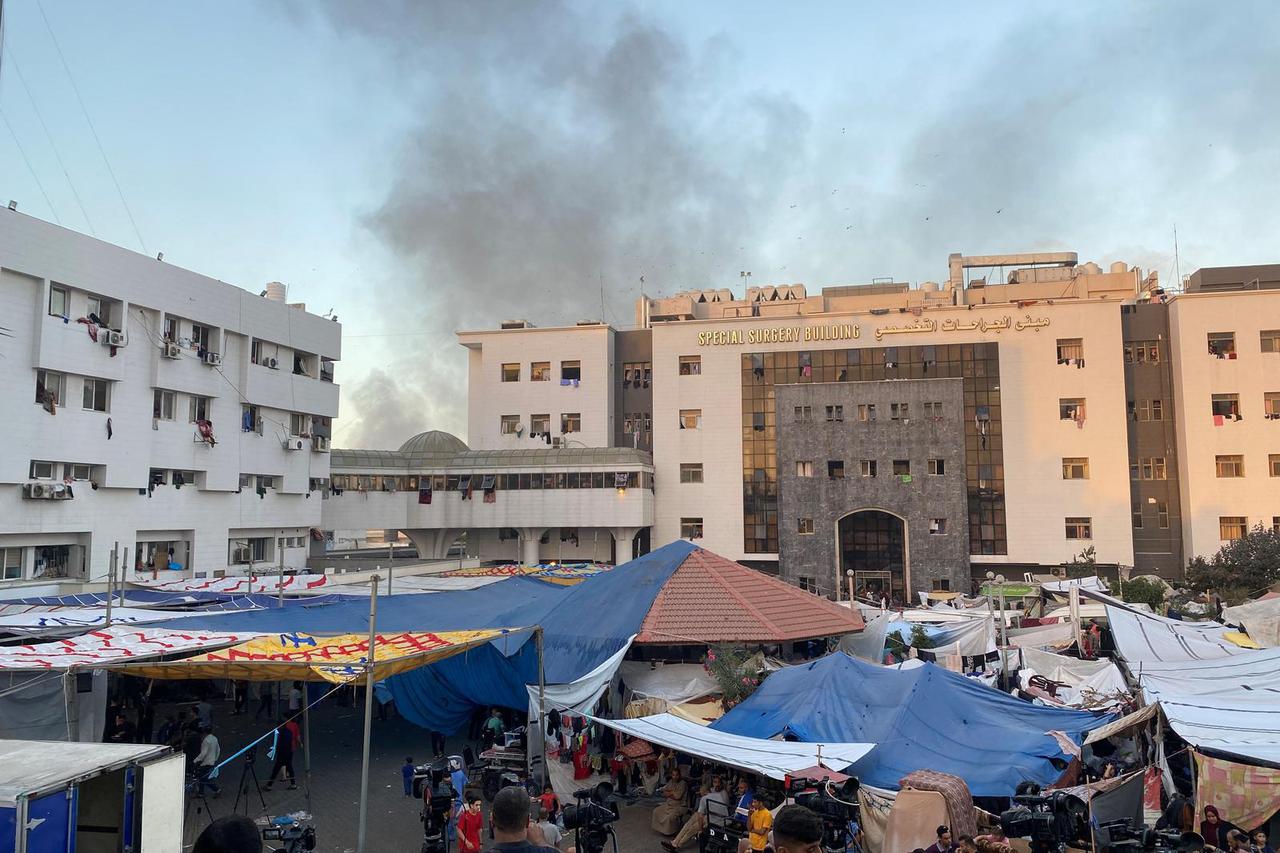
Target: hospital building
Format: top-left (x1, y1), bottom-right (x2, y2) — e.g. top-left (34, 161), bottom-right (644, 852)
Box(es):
top-left (327, 250), bottom-right (1280, 601)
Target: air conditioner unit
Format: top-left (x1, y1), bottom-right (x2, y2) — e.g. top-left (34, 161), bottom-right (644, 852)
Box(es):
top-left (232, 547), bottom-right (252, 563)
top-left (201, 350), bottom-right (223, 367)
top-left (265, 357), bottom-right (279, 370)
top-left (284, 436), bottom-right (305, 451)
top-left (162, 342), bottom-right (182, 359)
top-left (50, 483), bottom-right (72, 500)
top-left (23, 482), bottom-right (50, 499)
top-left (551, 437), bottom-right (564, 448)
top-left (100, 330), bottom-right (127, 346)
top-left (312, 435), bottom-right (330, 452)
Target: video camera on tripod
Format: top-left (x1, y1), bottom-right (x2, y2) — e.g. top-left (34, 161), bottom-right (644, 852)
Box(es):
top-left (255, 812), bottom-right (317, 853)
top-left (1095, 819), bottom-right (1207, 853)
top-left (561, 782), bottom-right (619, 853)
top-left (411, 758), bottom-right (459, 853)
top-left (789, 776), bottom-right (862, 853)
top-left (999, 789), bottom-right (1089, 853)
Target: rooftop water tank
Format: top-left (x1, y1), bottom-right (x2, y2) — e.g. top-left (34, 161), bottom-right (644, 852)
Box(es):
top-left (263, 281), bottom-right (287, 302)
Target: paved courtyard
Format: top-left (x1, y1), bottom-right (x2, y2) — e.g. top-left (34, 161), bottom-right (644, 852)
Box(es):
top-left (177, 693), bottom-right (662, 853)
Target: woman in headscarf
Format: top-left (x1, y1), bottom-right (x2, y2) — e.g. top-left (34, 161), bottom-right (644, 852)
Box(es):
top-left (1201, 805), bottom-right (1234, 850)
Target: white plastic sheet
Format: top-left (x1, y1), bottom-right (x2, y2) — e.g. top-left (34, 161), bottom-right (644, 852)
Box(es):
top-left (590, 712), bottom-right (874, 780)
top-left (618, 661), bottom-right (718, 704)
top-left (526, 638), bottom-right (634, 721)
top-left (1104, 600), bottom-right (1247, 663)
top-left (1222, 596), bottom-right (1280, 648)
top-left (0, 626), bottom-right (256, 671)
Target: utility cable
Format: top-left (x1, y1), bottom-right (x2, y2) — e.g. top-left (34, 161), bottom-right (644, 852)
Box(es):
top-left (0, 107), bottom-right (61, 223)
top-left (34, 0), bottom-right (147, 253)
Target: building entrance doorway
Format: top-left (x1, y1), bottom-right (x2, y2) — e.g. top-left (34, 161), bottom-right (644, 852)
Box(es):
top-left (838, 510), bottom-right (907, 604)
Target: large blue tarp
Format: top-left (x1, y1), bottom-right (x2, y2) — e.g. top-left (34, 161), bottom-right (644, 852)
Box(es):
top-left (711, 652), bottom-right (1114, 796)
top-left (148, 541), bottom-right (696, 732)
top-left (8, 590), bottom-right (359, 609)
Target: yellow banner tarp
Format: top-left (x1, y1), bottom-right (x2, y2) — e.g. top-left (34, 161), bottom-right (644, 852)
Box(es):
top-left (111, 629), bottom-right (508, 683)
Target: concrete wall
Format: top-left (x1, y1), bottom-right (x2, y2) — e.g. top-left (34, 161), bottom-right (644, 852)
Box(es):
top-left (0, 213), bottom-right (339, 586)
top-left (1167, 290), bottom-right (1280, 560)
top-left (775, 379), bottom-right (969, 598)
top-left (459, 325), bottom-right (614, 450)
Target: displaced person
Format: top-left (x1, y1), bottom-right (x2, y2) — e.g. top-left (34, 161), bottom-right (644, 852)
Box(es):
top-left (403, 757), bottom-right (416, 797)
top-left (924, 825), bottom-right (956, 853)
top-left (195, 725), bottom-right (221, 797)
top-left (732, 779), bottom-right (755, 824)
top-left (193, 814), bottom-right (262, 853)
top-left (539, 784), bottom-right (561, 823)
top-left (1254, 831), bottom-right (1275, 853)
top-left (663, 776), bottom-right (729, 852)
top-left (957, 836), bottom-right (978, 853)
top-left (772, 804), bottom-right (826, 853)
top-left (483, 708), bottom-right (505, 749)
top-left (747, 796), bottom-right (773, 852)
top-left (651, 767), bottom-right (690, 834)
top-left (108, 712), bottom-right (136, 744)
top-left (537, 806), bottom-right (563, 849)
top-left (457, 794), bottom-right (484, 853)
top-left (264, 722), bottom-right (297, 791)
top-left (1201, 806), bottom-right (1232, 850)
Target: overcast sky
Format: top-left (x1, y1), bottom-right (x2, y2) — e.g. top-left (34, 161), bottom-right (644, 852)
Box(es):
top-left (2, 1), bottom-right (1278, 448)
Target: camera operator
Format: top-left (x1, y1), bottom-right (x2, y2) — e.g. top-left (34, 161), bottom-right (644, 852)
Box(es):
top-left (488, 786), bottom-right (575, 853)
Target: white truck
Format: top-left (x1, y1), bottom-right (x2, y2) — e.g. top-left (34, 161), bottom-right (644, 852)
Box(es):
top-left (0, 740), bottom-right (184, 853)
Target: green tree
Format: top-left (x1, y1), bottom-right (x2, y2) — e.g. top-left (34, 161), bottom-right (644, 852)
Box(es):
top-left (1063, 546), bottom-right (1097, 578)
top-left (1118, 576), bottom-right (1167, 612)
top-left (1185, 525), bottom-right (1280, 603)
top-left (704, 645), bottom-right (762, 709)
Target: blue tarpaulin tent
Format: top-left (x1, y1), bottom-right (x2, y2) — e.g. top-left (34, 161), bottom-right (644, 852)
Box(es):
top-left (711, 652), bottom-right (1113, 796)
top-left (146, 540), bottom-right (696, 732)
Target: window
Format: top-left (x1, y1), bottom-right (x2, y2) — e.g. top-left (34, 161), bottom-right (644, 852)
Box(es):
top-left (561, 360), bottom-right (581, 381)
top-left (825, 405), bottom-right (844, 422)
top-left (292, 351), bottom-right (314, 377)
top-left (250, 340), bottom-right (275, 366)
top-left (1271, 454), bottom-right (1280, 477)
top-left (923, 401), bottom-right (943, 418)
top-left (860, 459), bottom-right (877, 478)
top-left (892, 459), bottom-right (910, 476)
top-left (857, 403), bottom-right (876, 422)
top-left (827, 460), bottom-right (845, 479)
top-left (927, 458), bottom-right (945, 476)
top-left (1266, 392), bottom-right (1280, 418)
top-left (1065, 517), bottom-right (1093, 540)
top-left (794, 406), bottom-right (812, 423)
top-left (189, 395), bottom-right (211, 422)
top-left (241, 404), bottom-right (261, 434)
top-left (795, 461), bottom-right (814, 478)
top-left (29, 460), bottom-right (55, 480)
top-left (1158, 501), bottom-right (1170, 529)
top-left (1124, 340), bottom-right (1160, 363)
top-left (680, 517), bottom-right (704, 540)
top-left (929, 518), bottom-right (947, 535)
top-left (890, 402), bottom-right (909, 420)
top-left (931, 579), bottom-right (951, 592)
top-left (289, 413), bottom-right (310, 436)
top-left (1262, 330), bottom-right (1280, 353)
top-left (259, 475), bottom-right (276, 490)
top-left (797, 518), bottom-right (815, 535)
top-left (82, 378), bottom-right (110, 412)
top-left (1208, 332), bottom-right (1236, 357)
top-left (1, 548), bottom-right (22, 581)
top-left (230, 537), bottom-right (270, 564)
top-left (500, 415), bottom-right (521, 435)
top-left (1056, 338), bottom-right (1084, 362)
top-left (1275, 517), bottom-right (1280, 534)
top-left (65, 463), bottom-right (92, 481)
top-left (622, 361), bottom-right (651, 388)
top-left (680, 463), bottom-right (704, 483)
top-left (190, 324), bottom-right (211, 351)
top-left (679, 355), bottom-right (702, 375)
top-left (679, 409), bottom-right (702, 430)
top-left (239, 473), bottom-right (254, 489)
top-left (1215, 455), bottom-right (1245, 478)
top-left (1212, 394), bottom-right (1240, 419)
top-left (531, 413), bottom-right (550, 433)
top-left (560, 412), bottom-right (581, 433)
top-left (48, 285), bottom-right (68, 317)
top-left (1132, 502), bottom-right (1143, 529)
top-left (501, 363), bottom-right (520, 382)
top-left (1059, 398), bottom-right (1085, 420)
top-left (153, 390), bottom-right (175, 420)
top-left (798, 576), bottom-right (818, 593)
top-left (35, 370), bottom-right (66, 407)
top-left (531, 362), bottom-right (550, 381)
top-left (1062, 457), bottom-right (1090, 480)
top-left (1150, 399), bottom-right (1164, 421)
top-left (1134, 457), bottom-right (1168, 480)
top-left (163, 316), bottom-right (178, 341)
top-left (1219, 516), bottom-right (1247, 541)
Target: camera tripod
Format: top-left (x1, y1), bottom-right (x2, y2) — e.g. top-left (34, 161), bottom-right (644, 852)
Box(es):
top-left (233, 747), bottom-right (269, 815)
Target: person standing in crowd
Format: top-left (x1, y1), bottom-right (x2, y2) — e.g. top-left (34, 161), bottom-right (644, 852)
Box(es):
top-left (536, 805), bottom-right (563, 849)
top-left (431, 729), bottom-right (447, 758)
top-left (539, 783), bottom-right (561, 824)
top-left (1254, 831), bottom-right (1275, 853)
top-left (288, 682), bottom-right (303, 715)
top-left (771, 805), bottom-right (825, 853)
top-left (747, 796), bottom-right (773, 853)
top-left (156, 714), bottom-right (177, 746)
top-left (195, 696), bottom-right (213, 730)
top-left (136, 698), bottom-right (156, 744)
top-left (403, 757), bottom-right (416, 798)
top-left (253, 683), bottom-right (274, 720)
top-left (108, 712), bottom-right (136, 744)
top-left (483, 708), bottom-right (505, 749)
top-left (925, 825), bottom-right (956, 853)
top-left (732, 778), bottom-right (754, 825)
top-left (195, 725), bottom-right (221, 797)
top-left (264, 722), bottom-right (297, 791)
top-left (233, 681), bottom-right (248, 715)
top-left (456, 794), bottom-right (484, 853)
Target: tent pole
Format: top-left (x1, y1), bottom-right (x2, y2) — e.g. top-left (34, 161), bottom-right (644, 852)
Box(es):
top-left (356, 574), bottom-right (380, 853)
top-left (302, 694), bottom-right (313, 813)
top-left (536, 626), bottom-right (546, 787)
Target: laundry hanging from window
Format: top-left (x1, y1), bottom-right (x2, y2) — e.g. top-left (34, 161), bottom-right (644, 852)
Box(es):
top-left (458, 474), bottom-right (472, 499)
top-left (481, 474), bottom-right (496, 503)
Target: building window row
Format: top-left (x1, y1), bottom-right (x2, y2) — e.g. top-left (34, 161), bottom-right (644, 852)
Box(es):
top-left (1065, 517), bottom-right (1093, 540)
top-left (1130, 457), bottom-right (1169, 480)
top-left (498, 413), bottom-right (580, 435)
top-left (330, 471), bottom-right (650, 492)
top-left (1205, 331), bottom-right (1280, 358)
top-left (1124, 340), bottom-right (1161, 363)
top-left (1222, 516), bottom-right (1280, 539)
top-left (1216, 453), bottom-right (1280, 477)
top-left (28, 460), bottom-right (99, 482)
top-left (622, 361), bottom-right (651, 388)
top-left (623, 413), bottom-right (651, 434)
top-left (501, 360), bottom-right (581, 384)
top-left (797, 457), bottom-right (944, 481)
top-left (1128, 399), bottom-right (1165, 421)
top-left (680, 517), bottom-right (704, 539)
top-left (1209, 392), bottom-right (1280, 421)
top-left (678, 355), bottom-right (701, 375)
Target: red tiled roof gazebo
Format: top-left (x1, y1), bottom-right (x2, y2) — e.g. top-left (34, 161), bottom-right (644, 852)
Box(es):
top-left (635, 547), bottom-right (864, 644)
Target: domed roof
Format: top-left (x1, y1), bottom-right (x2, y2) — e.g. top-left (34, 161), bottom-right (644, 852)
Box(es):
top-left (397, 430), bottom-right (469, 455)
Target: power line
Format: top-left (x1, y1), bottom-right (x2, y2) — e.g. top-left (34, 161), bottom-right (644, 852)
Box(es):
top-left (3, 36), bottom-right (95, 234)
top-left (34, 0), bottom-right (147, 253)
top-left (0, 108), bottom-right (61, 223)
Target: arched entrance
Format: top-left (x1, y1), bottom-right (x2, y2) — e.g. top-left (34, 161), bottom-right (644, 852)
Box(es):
top-left (837, 510), bottom-right (908, 603)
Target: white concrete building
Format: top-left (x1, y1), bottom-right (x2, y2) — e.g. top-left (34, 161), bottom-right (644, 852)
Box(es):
top-left (444, 251), bottom-right (1280, 598)
top-left (0, 212), bottom-right (341, 593)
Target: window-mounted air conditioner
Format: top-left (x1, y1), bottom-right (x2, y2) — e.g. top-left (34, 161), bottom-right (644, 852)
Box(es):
top-left (284, 436), bottom-right (306, 451)
top-left (162, 342), bottom-right (182, 359)
top-left (201, 351), bottom-right (223, 367)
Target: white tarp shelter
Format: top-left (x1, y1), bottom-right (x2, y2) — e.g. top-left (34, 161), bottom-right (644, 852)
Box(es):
top-left (1100, 597), bottom-right (1247, 663)
top-left (618, 661), bottom-right (718, 705)
top-left (590, 713), bottom-right (875, 780)
top-left (1222, 596), bottom-right (1280, 648)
